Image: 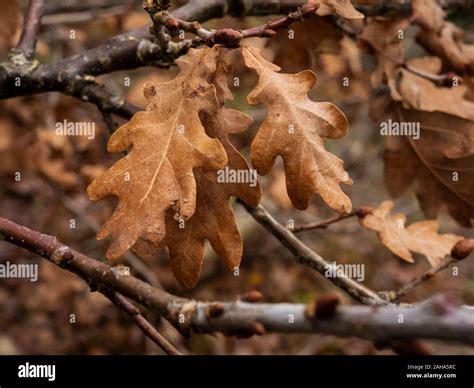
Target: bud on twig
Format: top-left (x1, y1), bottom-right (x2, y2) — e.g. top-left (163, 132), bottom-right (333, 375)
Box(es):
top-left (451, 239), bottom-right (474, 260)
top-left (356, 206), bottom-right (373, 218)
top-left (305, 294), bottom-right (341, 320)
top-left (241, 290), bottom-right (264, 303)
top-left (213, 29), bottom-right (243, 48)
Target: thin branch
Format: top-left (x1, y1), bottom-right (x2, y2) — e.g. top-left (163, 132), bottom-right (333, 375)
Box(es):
top-left (238, 202), bottom-right (388, 306)
top-left (293, 212), bottom-right (356, 233)
top-left (103, 289), bottom-right (183, 355)
top-left (388, 257), bottom-right (455, 302)
top-left (385, 239), bottom-right (474, 302)
top-left (149, 3), bottom-right (320, 48)
top-left (240, 4), bottom-right (319, 38)
top-left (403, 63), bottom-right (462, 86)
top-left (16, 0), bottom-right (45, 60)
top-left (334, 17), bottom-right (464, 85)
top-left (1, 216), bottom-right (474, 346)
top-left (78, 83), bottom-right (140, 119)
top-left (292, 207), bottom-right (373, 233)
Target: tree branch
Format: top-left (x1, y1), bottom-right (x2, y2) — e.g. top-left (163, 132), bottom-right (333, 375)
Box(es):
top-left (102, 289), bottom-right (183, 355)
top-left (1, 216), bottom-right (474, 346)
top-left (292, 207), bottom-right (373, 233)
top-left (385, 239), bottom-right (474, 302)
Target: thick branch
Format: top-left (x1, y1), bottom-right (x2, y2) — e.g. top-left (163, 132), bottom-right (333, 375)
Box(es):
top-left (1, 216), bottom-right (474, 346)
top-left (16, 0), bottom-right (45, 61)
top-left (191, 295), bottom-right (474, 345)
top-left (0, 216), bottom-right (182, 323)
top-left (0, 33), bottom-right (173, 100)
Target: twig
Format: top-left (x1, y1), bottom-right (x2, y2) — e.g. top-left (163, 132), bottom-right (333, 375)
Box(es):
top-left (16, 0), bottom-right (45, 60)
top-left (238, 202), bottom-right (388, 306)
top-left (1, 216), bottom-right (474, 346)
top-left (403, 63), bottom-right (462, 86)
top-left (293, 211), bottom-right (357, 233)
top-left (335, 17), bottom-right (463, 85)
top-left (389, 257), bottom-right (454, 302)
top-left (78, 83), bottom-right (140, 120)
top-left (240, 4), bottom-right (319, 38)
top-left (149, 3), bottom-right (320, 48)
top-left (386, 239), bottom-right (474, 302)
top-left (292, 207), bottom-right (373, 233)
top-left (103, 290), bottom-right (183, 355)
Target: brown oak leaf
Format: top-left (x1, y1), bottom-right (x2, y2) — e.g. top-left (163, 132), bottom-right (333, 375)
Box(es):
top-left (87, 47), bottom-right (228, 259)
top-left (269, 17), bottom-right (342, 73)
top-left (359, 17), bottom-right (410, 91)
top-left (133, 56), bottom-right (262, 288)
top-left (360, 201), bottom-right (463, 266)
top-left (412, 0), bottom-right (474, 73)
top-left (383, 105), bottom-right (474, 227)
top-left (368, 54), bottom-right (474, 226)
top-left (393, 60), bottom-right (474, 121)
top-left (242, 45), bottom-right (352, 213)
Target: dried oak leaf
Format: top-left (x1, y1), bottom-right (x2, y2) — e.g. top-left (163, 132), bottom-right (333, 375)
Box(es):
top-left (242, 45), bottom-right (352, 213)
top-left (412, 0), bottom-right (474, 73)
top-left (360, 201), bottom-right (463, 266)
top-left (383, 105), bottom-right (474, 227)
top-left (311, 0), bottom-right (364, 19)
top-left (87, 47), bottom-right (227, 259)
top-left (392, 58), bottom-right (474, 121)
top-left (268, 17), bottom-right (342, 73)
top-left (411, 0), bottom-right (445, 33)
top-left (134, 57), bottom-right (262, 288)
top-left (359, 17), bottom-right (410, 91)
